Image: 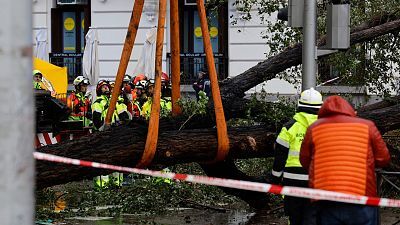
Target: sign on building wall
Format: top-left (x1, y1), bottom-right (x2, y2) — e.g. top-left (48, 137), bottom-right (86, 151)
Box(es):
top-left (57, 0), bottom-right (88, 5)
top-left (63, 12), bottom-right (76, 53)
top-left (193, 11), bottom-right (218, 53)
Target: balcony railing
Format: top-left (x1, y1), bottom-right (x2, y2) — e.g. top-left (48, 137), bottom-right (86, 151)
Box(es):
top-left (166, 53), bottom-right (228, 85)
top-left (49, 52), bottom-right (228, 85)
top-left (49, 53), bottom-right (83, 84)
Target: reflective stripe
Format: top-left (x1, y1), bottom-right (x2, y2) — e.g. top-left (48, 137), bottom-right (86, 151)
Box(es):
top-left (283, 172), bottom-right (309, 180)
top-left (272, 170), bottom-right (283, 177)
top-left (288, 150), bottom-right (300, 157)
top-left (93, 108), bottom-right (102, 113)
top-left (276, 137), bottom-right (289, 148)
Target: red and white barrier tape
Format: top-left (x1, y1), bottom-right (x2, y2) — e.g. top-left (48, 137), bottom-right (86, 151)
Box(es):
top-left (34, 152), bottom-right (400, 208)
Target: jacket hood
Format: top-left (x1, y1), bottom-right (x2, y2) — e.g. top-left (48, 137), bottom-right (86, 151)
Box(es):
top-left (318, 95), bottom-right (356, 118)
top-left (293, 112), bottom-right (318, 127)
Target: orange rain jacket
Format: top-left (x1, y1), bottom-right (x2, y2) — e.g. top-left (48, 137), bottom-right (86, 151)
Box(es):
top-left (300, 95), bottom-right (390, 197)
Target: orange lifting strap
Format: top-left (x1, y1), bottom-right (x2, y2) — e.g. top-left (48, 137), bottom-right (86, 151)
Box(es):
top-left (136, 0), bottom-right (168, 168)
top-left (170, 0), bottom-right (182, 116)
top-left (107, 0), bottom-right (229, 168)
top-left (196, 0), bottom-right (230, 162)
top-left (105, 0), bottom-right (144, 127)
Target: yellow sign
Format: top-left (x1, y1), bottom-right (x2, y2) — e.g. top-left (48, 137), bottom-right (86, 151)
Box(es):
top-left (64, 18), bottom-right (75, 31)
top-left (82, 19), bottom-right (85, 30)
top-left (194, 27), bottom-right (202, 38)
top-left (210, 27), bottom-right (218, 38)
top-left (64, 47), bottom-right (76, 51)
top-left (33, 58), bottom-right (68, 95)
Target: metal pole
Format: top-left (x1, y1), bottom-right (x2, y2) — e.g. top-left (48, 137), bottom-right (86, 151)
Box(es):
top-left (302, 0), bottom-right (317, 91)
top-left (105, 0), bottom-right (144, 126)
top-left (170, 0), bottom-right (182, 116)
top-left (0, 0), bottom-right (34, 224)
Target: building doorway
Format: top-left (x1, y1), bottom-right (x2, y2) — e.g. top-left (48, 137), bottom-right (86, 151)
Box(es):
top-left (50, 2), bottom-right (91, 83)
top-left (169, 0), bottom-right (228, 84)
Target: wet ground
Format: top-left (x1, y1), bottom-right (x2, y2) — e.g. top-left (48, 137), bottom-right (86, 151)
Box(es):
top-left (45, 206), bottom-right (399, 225)
top-left (60, 208), bottom-right (286, 225)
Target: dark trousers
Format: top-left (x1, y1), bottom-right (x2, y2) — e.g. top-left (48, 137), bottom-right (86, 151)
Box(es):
top-left (316, 201), bottom-right (378, 225)
top-left (284, 196), bottom-right (316, 225)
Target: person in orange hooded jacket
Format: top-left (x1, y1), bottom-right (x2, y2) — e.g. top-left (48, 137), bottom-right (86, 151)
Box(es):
top-left (300, 95), bottom-right (390, 225)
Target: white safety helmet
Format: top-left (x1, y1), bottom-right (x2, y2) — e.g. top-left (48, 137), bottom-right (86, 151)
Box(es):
top-left (135, 80), bottom-right (148, 89)
top-left (298, 87), bottom-right (323, 109)
top-left (123, 74), bottom-right (132, 82)
top-left (73, 76), bottom-right (90, 86)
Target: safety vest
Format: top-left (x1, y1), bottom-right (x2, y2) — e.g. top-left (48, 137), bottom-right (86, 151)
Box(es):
top-left (92, 95), bottom-right (128, 129)
top-left (276, 112), bottom-right (318, 168)
top-left (67, 92), bottom-right (91, 117)
top-left (132, 89), bottom-right (138, 100)
top-left (127, 100), bottom-right (141, 118)
top-left (141, 97), bottom-right (172, 120)
top-left (33, 81), bottom-right (47, 90)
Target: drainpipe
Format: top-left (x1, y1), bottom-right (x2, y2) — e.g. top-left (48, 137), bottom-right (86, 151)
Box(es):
top-left (0, 0), bottom-right (35, 224)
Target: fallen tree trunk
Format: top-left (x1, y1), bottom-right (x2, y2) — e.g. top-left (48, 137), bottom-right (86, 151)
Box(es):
top-left (36, 101), bottom-right (400, 208)
top-left (36, 123), bottom-right (276, 189)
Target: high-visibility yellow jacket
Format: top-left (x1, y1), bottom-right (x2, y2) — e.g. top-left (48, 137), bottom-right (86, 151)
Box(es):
top-left (141, 97), bottom-right (172, 120)
top-left (271, 112), bottom-right (318, 185)
top-left (92, 95), bottom-right (130, 130)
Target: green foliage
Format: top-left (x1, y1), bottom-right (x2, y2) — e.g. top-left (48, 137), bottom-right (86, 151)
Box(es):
top-left (230, 0), bottom-right (400, 96)
top-left (227, 85), bottom-right (296, 130)
top-left (235, 158), bottom-right (274, 177)
top-left (245, 88), bottom-right (296, 132)
top-left (177, 92), bottom-right (210, 130)
top-left (178, 92), bottom-right (209, 118)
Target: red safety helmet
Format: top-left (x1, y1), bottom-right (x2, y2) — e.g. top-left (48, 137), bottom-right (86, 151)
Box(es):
top-left (96, 80), bottom-right (111, 96)
top-left (133, 74), bottom-right (147, 84)
top-left (161, 72), bottom-right (170, 85)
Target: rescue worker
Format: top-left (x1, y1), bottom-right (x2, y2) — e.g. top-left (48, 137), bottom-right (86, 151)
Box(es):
top-left (132, 74), bottom-right (148, 102)
top-left (109, 81), bottom-right (115, 92)
top-left (133, 76), bottom-right (149, 106)
top-left (123, 84), bottom-right (141, 118)
top-left (92, 80), bottom-right (130, 131)
top-left (67, 76), bottom-right (92, 127)
top-left (33, 70), bottom-right (46, 90)
top-left (161, 72), bottom-right (172, 99)
top-left (122, 74), bottom-right (132, 89)
top-left (300, 96), bottom-right (390, 225)
top-left (141, 79), bottom-right (172, 120)
top-left (192, 69), bottom-right (211, 101)
top-left (92, 80), bottom-right (128, 189)
top-left (270, 87), bottom-right (323, 225)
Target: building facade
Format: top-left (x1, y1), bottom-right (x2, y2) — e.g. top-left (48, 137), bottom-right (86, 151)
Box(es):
top-left (32, 0), bottom-right (297, 94)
